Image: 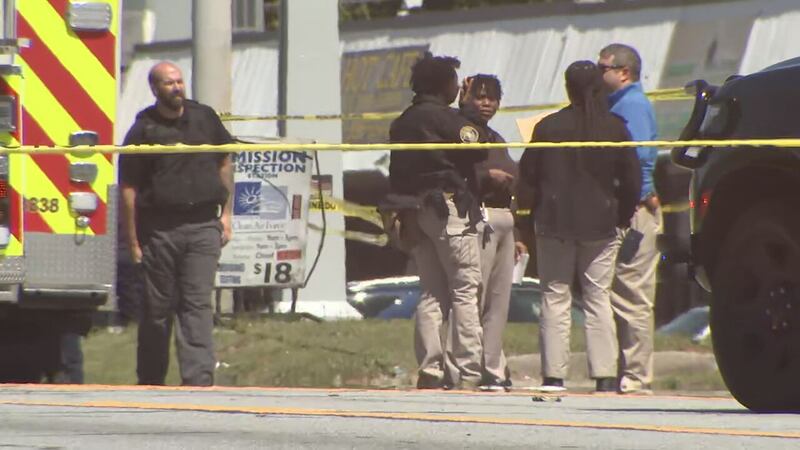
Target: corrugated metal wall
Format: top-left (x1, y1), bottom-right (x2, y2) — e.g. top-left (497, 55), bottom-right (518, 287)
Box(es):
top-left (119, 0), bottom-right (800, 170)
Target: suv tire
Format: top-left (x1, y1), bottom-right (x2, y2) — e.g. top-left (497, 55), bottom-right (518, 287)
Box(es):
top-left (710, 200), bottom-right (800, 412)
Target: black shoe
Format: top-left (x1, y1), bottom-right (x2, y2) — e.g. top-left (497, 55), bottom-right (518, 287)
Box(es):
top-left (416, 373), bottom-right (443, 390)
top-left (542, 377), bottom-right (564, 387)
top-left (479, 377), bottom-right (510, 392)
top-left (595, 377), bottom-right (617, 393)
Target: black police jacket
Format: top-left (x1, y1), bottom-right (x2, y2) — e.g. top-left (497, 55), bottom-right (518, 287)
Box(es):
top-left (121, 100), bottom-right (232, 212)
top-left (388, 94), bottom-right (487, 201)
top-left (519, 106), bottom-right (642, 241)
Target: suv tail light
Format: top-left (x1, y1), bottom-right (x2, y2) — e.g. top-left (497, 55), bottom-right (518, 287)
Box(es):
top-left (690, 189), bottom-right (712, 221)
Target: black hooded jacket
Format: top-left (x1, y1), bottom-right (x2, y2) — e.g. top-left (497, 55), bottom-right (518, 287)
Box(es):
top-left (519, 106), bottom-right (641, 240)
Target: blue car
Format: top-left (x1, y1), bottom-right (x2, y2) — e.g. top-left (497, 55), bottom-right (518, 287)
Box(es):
top-left (346, 276), bottom-right (585, 324)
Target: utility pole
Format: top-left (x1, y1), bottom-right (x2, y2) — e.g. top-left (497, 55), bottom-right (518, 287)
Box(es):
top-left (192, 0), bottom-right (233, 315)
top-left (278, 0), bottom-right (349, 318)
top-left (191, 0), bottom-right (232, 115)
top-left (277, 0), bottom-right (288, 137)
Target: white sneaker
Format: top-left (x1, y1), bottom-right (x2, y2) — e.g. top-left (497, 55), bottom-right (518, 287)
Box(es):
top-left (532, 385), bottom-right (567, 393)
top-left (619, 379), bottom-right (653, 395)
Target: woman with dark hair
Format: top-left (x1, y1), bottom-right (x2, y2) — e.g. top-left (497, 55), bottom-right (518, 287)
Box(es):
top-left (519, 61), bottom-right (641, 393)
top-left (387, 53), bottom-right (488, 390)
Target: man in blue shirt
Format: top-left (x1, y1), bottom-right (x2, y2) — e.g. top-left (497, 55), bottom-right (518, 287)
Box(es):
top-left (598, 44), bottom-right (661, 394)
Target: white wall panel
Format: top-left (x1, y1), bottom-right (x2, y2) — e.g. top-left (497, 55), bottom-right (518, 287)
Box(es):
top-left (120, 0), bottom-right (800, 166)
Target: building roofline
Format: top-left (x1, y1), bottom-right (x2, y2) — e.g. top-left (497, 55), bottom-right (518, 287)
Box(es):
top-left (132, 0), bottom-right (740, 55)
top-left (341, 0), bottom-right (735, 32)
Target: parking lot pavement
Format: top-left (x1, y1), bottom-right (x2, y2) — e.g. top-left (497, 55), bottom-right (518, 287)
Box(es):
top-left (0, 385), bottom-right (798, 449)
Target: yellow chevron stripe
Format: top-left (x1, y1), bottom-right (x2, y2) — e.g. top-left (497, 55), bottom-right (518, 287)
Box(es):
top-left (6, 155), bottom-right (23, 256)
top-left (3, 71), bottom-right (22, 106)
top-left (5, 234), bottom-right (22, 256)
top-left (65, 0), bottom-right (118, 203)
top-left (12, 60), bottom-right (113, 214)
top-left (16, 57), bottom-right (80, 145)
top-left (19, 0), bottom-right (115, 121)
top-left (25, 156), bottom-right (93, 236)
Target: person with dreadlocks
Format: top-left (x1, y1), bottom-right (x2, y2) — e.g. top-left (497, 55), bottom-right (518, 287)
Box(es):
top-left (519, 61), bottom-right (641, 393)
top-left (453, 74), bottom-right (527, 391)
top-left (386, 53), bottom-right (488, 390)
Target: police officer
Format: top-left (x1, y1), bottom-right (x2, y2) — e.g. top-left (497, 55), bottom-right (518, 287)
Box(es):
top-left (120, 61), bottom-right (233, 386)
top-left (388, 53), bottom-right (487, 389)
top-left (458, 74), bottom-right (527, 391)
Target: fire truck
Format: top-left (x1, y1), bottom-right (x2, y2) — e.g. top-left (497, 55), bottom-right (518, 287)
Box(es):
top-left (0, 0), bottom-right (119, 382)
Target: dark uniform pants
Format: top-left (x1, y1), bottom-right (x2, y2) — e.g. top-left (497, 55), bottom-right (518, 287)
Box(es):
top-left (413, 197), bottom-right (483, 386)
top-left (137, 218), bottom-right (222, 386)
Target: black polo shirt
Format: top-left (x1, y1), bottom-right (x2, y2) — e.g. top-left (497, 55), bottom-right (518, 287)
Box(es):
top-left (121, 100), bottom-right (232, 212)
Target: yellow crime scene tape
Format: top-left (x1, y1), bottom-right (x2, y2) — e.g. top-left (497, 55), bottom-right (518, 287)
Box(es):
top-left (220, 88), bottom-right (692, 122)
top-left (3, 137), bottom-right (793, 246)
top-left (309, 195), bottom-right (691, 248)
top-left (3, 136), bottom-right (787, 246)
top-left (5, 138), bottom-right (800, 154)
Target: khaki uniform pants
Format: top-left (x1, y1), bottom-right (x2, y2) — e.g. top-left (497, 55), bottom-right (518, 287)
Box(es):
top-left (537, 236), bottom-right (619, 379)
top-left (413, 198), bottom-right (483, 384)
top-left (611, 206), bottom-right (662, 390)
top-left (477, 208), bottom-right (514, 381)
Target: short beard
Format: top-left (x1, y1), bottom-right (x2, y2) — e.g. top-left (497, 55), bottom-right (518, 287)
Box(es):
top-left (159, 93), bottom-right (184, 112)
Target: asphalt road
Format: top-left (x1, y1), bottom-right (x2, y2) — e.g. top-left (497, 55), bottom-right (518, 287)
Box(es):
top-left (0, 385), bottom-right (798, 449)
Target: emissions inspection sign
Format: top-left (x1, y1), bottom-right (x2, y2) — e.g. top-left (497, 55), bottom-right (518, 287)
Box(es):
top-left (215, 147), bottom-right (313, 288)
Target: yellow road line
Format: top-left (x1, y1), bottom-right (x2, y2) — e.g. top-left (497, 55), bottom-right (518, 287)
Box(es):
top-left (0, 398), bottom-right (796, 439)
top-left (0, 383), bottom-right (735, 402)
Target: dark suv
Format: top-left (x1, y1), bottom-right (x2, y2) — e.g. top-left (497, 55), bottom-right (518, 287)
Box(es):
top-left (672, 57), bottom-right (800, 411)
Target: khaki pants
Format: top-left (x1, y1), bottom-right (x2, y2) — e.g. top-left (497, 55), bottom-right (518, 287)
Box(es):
top-left (537, 235), bottom-right (619, 379)
top-left (413, 197), bottom-right (483, 385)
top-left (611, 206), bottom-right (662, 390)
top-left (477, 208), bottom-right (515, 382)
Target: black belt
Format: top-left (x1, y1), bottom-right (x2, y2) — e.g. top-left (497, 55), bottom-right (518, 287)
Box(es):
top-left (482, 200), bottom-right (511, 209)
top-left (141, 203), bottom-right (220, 224)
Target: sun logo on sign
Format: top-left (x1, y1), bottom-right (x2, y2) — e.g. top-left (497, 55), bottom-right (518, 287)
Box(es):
top-left (234, 182), bottom-right (262, 216)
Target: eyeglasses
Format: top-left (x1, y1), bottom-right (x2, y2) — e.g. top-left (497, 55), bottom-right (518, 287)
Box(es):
top-left (598, 63), bottom-right (626, 72)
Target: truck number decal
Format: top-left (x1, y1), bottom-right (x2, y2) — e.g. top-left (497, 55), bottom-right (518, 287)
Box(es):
top-left (25, 197), bottom-right (59, 213)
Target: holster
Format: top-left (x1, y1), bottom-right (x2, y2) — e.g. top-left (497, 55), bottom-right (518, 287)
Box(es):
top-left (378, 194), bottom-right (423, 252)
